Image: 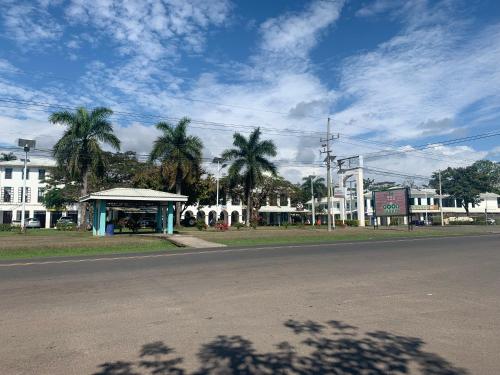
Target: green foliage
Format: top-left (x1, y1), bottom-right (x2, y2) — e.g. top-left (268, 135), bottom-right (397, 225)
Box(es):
top-left (222, 128), bottom-right (277, 226)
top-left (300, 176), bottom-right (327, 202)
top-left (149, 117), bottom-right (203, 225)
top-left (50, 107), bottom-right (121, 188)
top-left (195, 219), bottom-right (207, 231)
top-left (0, 224), bottom-right (12, 231)
top-left (345, 219), bottom-right (359, 227)
top-left (430, 160), bottom-right (500, 215)
top-left (234, 222), bottom-right (244, 230)
top-left (0, 152), bottom-right (17, 161)
top-left (132, 165), bottom-right (164, 190)
top-left (56, 222), bottom-right (76, 231)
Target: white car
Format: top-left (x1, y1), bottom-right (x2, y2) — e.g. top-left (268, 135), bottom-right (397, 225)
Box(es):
top-left (26, 218), bottom-right (41, 228)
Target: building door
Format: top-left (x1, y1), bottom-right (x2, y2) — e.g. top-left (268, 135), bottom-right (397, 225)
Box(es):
top-left (2, 211), bottom-right (12, 224)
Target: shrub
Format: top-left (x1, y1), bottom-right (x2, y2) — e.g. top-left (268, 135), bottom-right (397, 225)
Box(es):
top-left (345, 219), bottom-right (359, 227)
top-left (0, 223), bottom-right (12, 232)
top-left (195, 219), bottom-right (207, 231)
top-left (234, 222), bottom-right (244, 230)
top-left (56, 222), bottom-right (76, 231)
top-left (216, 221), bottom-right (229, 231)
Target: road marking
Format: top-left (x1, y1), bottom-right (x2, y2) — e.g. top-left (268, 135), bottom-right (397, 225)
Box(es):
top-left (0, 233), bottom-right (498, 268)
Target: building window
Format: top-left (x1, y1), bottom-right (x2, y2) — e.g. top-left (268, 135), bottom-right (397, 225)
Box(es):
top-left (442, 197), bottom-right (454, 207)
top-left (5, 168), bottom-right (12, 179)
top-left (426, 198), bottom-right (431, 205)
top-left (2, 187), bottom-right (13, 202)
top-left (38, 188), bottom-right (44, 203)
top-left (497, 197), bottom-right (500, 208)
top-left (38, 169), bottom-right (46, 180)
top-left (22, 168), bottom-right (30, 180)
top-left (18, 187), bottom-right (31, 203)
top-left (16, 211), bottom-right (30, 221)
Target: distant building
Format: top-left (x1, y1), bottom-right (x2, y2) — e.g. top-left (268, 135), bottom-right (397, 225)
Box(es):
top-left (0, 159), bottom-right (78, 227)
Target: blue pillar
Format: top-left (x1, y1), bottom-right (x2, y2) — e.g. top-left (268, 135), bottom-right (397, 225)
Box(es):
top-left (98, 200), bottom-right (106, 236)
top-left (167, 201), bottom-right (174, 235)
top-left (92, 201), bottom-right (98, 236)
top-left (156, 205), bottom-right (162, 232)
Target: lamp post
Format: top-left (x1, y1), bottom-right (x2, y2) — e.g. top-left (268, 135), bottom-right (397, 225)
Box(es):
top-left (438, 170), bottom-right (444, 226)
top-left (212, 157), bottom-right (227, 220)
top-left (18, 139), bottom-right (36, 231)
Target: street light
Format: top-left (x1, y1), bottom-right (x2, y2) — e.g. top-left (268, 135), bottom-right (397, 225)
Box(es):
top-left (18, 138), bottom-right (36, 231)
top-left (212, 157), bottom-right (227, 219)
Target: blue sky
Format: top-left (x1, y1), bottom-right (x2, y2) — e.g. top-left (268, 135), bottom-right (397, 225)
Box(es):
top-left (0, 0), bottom-right (499, 182)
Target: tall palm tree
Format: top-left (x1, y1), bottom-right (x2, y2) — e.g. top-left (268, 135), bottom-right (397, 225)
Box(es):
top-left (301, 176), bottom-right (327, 200)
top-left (50, 107), bottom-right (120, 228)
top-left (149, 117), bottom-right (203, 226)
top-left (0, 152), bottom-right (17, 161)
top-left (222, 128), bottom-right (277, 226)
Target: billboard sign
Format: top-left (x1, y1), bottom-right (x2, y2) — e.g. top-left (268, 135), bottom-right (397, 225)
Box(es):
top-left (337, 156), bottom-right (360, 172)
top-left (373, 188), bottom-right (409, 217)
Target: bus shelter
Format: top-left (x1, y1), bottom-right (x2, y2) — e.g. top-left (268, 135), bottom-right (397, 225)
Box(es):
top-left (79, 188), bottom-right (188, 236)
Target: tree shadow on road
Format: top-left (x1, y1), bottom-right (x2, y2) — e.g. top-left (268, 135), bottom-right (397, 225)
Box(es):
top-left (94, 319), bottom-right (468, 374)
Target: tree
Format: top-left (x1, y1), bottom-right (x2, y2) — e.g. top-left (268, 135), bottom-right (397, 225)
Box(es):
top-left (222, 128), bottom-right (277, 226)
top-left (429, 160), bottom-right (500, 215)
top-left (0, 152), bottom-right (17, 161)
top-left (149, 117), bottom-right (203, 226)
top-left (94, 151), bottom-right (144, 190)
top-left (49, 107), bottom-right (120, 228)
top-left (300, 176), bottom-right (327, 201)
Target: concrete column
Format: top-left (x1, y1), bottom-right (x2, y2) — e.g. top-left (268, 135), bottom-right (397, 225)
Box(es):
top-left (45, 211), bottom-right (51, 229)
top-left (287, 197), bottom-right (291, 207)
top-left (355, 161), bottom-right (365, 226)
top-left (277, 196), bottom-right (281, 207)
top-left (227, 212), bottom-right (232, 227)
top-left (162, 206), bottom-right (167, 234)
top-left (92, 202), bottom-right (96, 235)
top-left (167, 201), bottom-right (174, 235)
top-left (97, 200), bottom-right (106, 236)
top-left (404, 216), bottom-right (408, 225)
top-left (204, 211), bottom-right (209, 226)
top-left (386, 217), bottom-right (391, 226)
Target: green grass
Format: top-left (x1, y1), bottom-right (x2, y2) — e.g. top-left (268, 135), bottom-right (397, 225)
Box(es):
top-left (186, 225), bottom-right (499, 247)
top-left (0, 229), bottom-right (177, 260)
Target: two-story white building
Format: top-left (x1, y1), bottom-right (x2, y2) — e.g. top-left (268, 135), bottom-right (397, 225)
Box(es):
top-left (0, 159), bottom-right (78, 228)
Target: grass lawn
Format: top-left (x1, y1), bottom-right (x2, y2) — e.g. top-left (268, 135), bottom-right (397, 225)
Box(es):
top-left (181, 224), bottom-right (500, 247)
top-left (0, 229), bottom-right (176, 260)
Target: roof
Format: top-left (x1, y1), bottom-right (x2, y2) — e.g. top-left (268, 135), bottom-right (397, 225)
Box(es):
top-left (79, 188), bottom-right (188, 203)
top-left (0, 158), bottom-right (56, 168)
top-left (259, 205), bottom-right (310, 213)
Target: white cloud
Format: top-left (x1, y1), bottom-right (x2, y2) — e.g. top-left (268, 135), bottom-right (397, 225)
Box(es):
top-left (2, 1), bottom-right (63, 48)
top-left (260, 0), bottom-right (344, 58)
top-left (65, 0), bottom-right (231, 60)
top-left (356, 0), bottom-right (399, 18)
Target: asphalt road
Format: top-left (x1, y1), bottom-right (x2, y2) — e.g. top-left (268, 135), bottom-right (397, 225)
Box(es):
top-left (1, 234), bottom-right (499, 374)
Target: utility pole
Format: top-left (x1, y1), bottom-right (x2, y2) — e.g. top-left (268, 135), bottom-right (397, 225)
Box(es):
top-left (438, 170), bottom-right (444, 226)
top-left (310, 175), bottom-right (316, 226)
top-left (320, 117), bottom-right (338, 232)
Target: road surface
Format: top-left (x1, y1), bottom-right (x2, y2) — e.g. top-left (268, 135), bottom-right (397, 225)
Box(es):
top-left (1, 234), bottom-right (499, 374)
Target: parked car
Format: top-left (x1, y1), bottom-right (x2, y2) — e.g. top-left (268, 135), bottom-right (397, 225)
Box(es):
top-left (57, 216), bottom-right (75, 225)
top-left (26, 218), bottom-right (41, 228)
top-left (11, 220), bottom-right (21, 227)
top-left (181, 216), bottom-right (197, 227)
top-left (487, 218), bottom-right (496, 225)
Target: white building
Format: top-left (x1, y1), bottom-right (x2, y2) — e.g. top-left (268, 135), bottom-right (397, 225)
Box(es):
top-left (0, 159), bottom-right (78, 228)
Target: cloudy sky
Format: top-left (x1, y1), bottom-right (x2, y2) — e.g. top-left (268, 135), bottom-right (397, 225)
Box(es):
top-left (0, 0), bottom-right (499, 183)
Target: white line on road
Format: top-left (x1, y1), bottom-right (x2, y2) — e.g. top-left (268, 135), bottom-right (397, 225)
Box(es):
top-left (1, 234), bottom-right (498, 268)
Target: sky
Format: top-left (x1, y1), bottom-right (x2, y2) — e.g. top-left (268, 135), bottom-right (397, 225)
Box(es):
top-left (0, 0), bottom-right (499, 183)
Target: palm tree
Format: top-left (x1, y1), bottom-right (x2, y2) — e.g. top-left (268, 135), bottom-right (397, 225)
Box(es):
top-left (301, 176), bottom-right (327, 200)
top-left (149, 117), bottom-right (203, 226)
top-left (0, 152), bottom-right (17, 161)
top-left (49, 107), bottom-right (120, 228)
top-left (222, 128), bottom-right (277, 226)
